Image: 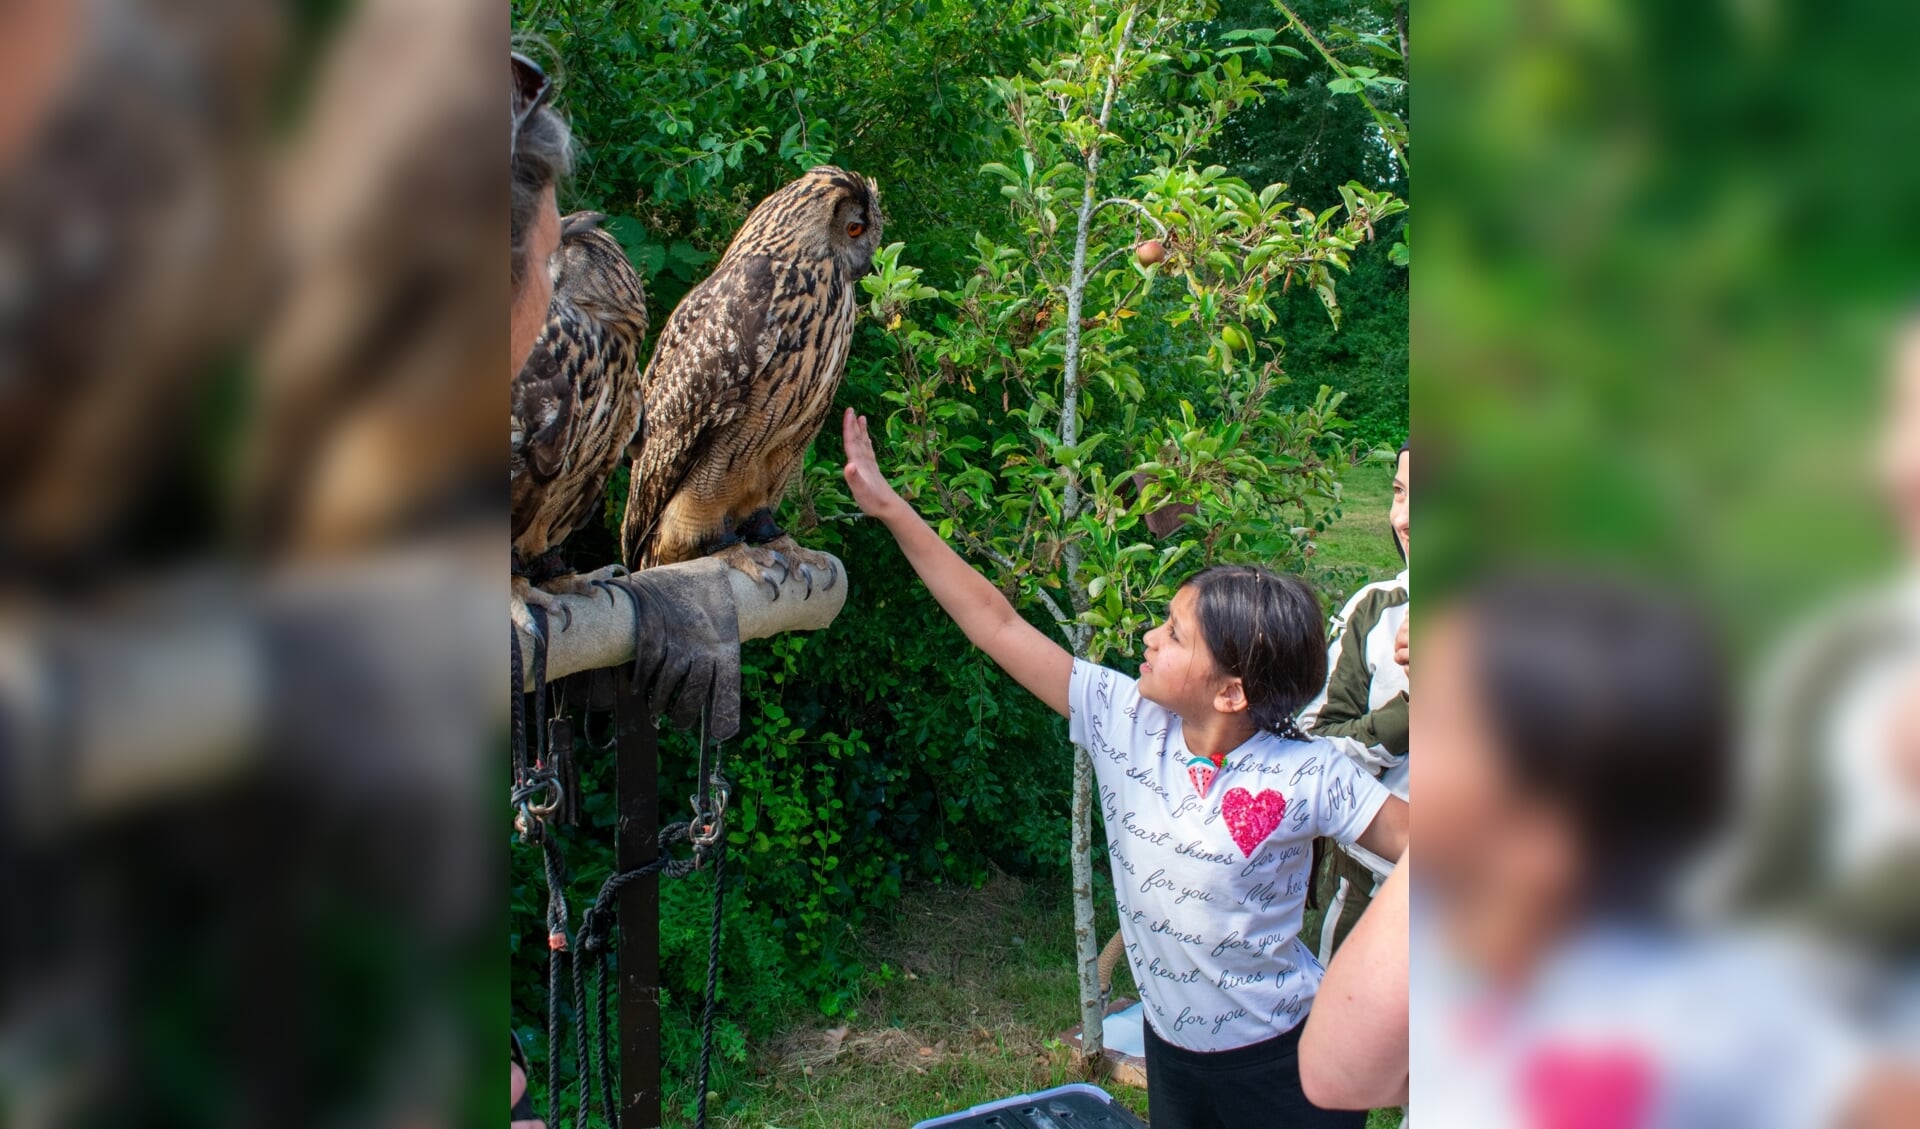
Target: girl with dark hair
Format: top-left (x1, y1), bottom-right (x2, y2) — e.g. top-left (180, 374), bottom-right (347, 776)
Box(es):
top-left (841, 410), bottom-right (1409, 1127)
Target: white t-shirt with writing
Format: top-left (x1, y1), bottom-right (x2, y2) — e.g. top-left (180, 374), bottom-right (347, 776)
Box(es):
top-left (1070, 659), bottom-right (1390, 1052)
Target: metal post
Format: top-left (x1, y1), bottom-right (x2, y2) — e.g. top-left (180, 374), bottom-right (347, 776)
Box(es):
top-left (614, 668), bottom-right (662, 1126)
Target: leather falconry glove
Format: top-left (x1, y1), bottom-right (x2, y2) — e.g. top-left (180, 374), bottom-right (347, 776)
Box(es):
top-left (600, 566), bottom-right (742, 741)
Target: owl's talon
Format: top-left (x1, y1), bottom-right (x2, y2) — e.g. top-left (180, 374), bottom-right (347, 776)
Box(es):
top-left (517, 563), bottom-right (635, 631)
top-left (713, 541), bottom-right (791, 600)
top-left (714, 536), bottom-right (838, 604)
top-left (762, 551), bottom-right (791, 600)
top-left (513, 576), bottom-right (567, 637)
top-left (784, 541), bottom-right (839, 602)
top-left (510, 598), bottom-right (543, 642)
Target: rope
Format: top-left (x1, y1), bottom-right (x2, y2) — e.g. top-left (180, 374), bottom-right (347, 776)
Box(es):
top-left (687, 703), bottom-right (728, 1129)
top-left (542, 831), bottom-right (568, 1121)
top-left (591, 951), bottom-right (620, 1129)
top-left (578, 823), bottom-right (698, 955)
top-left (695, 836), bottom-right (725, 1129)
top-left (536, 819), bottom-right (704, 1129)
top-left (530, 604), bottom-right (550, 767)
top-left (570, 929), bottom-right (592, 1129)
top-left (513, 618), bottom-right (730, 1129)
top-left (510, 623), bottom-right (527, 785)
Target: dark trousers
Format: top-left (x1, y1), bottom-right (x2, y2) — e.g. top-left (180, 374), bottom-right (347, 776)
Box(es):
top-left (1144, 1020), bottom-right (1367, 1129)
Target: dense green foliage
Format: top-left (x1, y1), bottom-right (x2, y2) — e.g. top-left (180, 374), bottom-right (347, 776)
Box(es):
top-left (510, 1), bottom-right (1407, 1117)
top-left (1219, 0), bottom-right (1408, 448)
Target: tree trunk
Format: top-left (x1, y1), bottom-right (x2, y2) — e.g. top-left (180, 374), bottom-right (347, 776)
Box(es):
top-left (1394, 2), bottom-right (1409, 79)
top-left (1069, 735), bottom-right (1100, 1072)
top-left (1056, 3), bottom-right (1138, 1071)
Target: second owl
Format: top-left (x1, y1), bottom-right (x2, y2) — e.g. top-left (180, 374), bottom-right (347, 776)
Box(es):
top-left (620, 165), bottom-right (883, 591)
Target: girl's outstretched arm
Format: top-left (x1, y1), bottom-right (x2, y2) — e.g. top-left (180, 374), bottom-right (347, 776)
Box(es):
top-left (841, 408), bottom-right (1073, 716)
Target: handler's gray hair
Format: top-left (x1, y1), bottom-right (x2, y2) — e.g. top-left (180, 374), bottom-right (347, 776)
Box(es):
top-left (510, 87), bottom-right (572, 293)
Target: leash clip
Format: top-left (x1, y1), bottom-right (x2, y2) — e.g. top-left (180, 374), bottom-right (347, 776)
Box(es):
top-left (512, 766), bottom-right (565, 843)
top-left (689, 773), bottom-right (731, 851)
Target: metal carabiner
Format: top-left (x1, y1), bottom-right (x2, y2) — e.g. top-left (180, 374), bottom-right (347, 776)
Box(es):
top-left (689, 774), bottom-right (731, 849)
top-left (527, 775), bottom-right (564, 819)
top-left (514, 802), bottom-right (537, 843)
top-left (511, 768), bottom-right (564, 842)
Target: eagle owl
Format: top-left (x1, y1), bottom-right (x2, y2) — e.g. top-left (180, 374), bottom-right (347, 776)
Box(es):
top-left (619, 166), bottom-right (882, 591)
top-left (511, 212), bottom-right (649, 599)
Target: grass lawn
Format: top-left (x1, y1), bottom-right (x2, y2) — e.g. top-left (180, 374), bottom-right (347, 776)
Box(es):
top-left (682, 457), bottom-right (1406, 1128)
top-left (1309, 452), bottom-right (1405, 613)
top-left (694, 875), bottom-right (1400, 1128)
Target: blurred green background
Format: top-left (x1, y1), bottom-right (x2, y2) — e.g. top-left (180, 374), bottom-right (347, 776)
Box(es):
top-left (1419, 0), bottom-right (1920, 653)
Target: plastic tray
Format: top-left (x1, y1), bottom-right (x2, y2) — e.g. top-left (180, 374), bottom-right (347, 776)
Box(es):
top-left (912, 1082), bottom-right (1148, 1128)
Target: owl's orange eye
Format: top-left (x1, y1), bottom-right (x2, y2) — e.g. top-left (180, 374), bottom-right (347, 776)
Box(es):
top-left (847, 222), bottom-right (865, 238)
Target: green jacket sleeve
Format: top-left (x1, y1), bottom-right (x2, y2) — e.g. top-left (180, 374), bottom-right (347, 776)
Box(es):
top-left (1305, 585), bottom-right (1411, 757)
top-left (1313, 689), bottom-right (1409, 756)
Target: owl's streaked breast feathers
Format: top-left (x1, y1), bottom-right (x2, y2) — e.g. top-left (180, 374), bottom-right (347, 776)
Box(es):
top-left (621, 167), bottom-right (882, 569)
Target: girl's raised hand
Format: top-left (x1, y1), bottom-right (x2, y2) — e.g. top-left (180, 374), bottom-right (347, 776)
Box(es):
top-left (841, 408), bottom-right (906, 521)
top-left (839, 405), bottom-right (1072, 716)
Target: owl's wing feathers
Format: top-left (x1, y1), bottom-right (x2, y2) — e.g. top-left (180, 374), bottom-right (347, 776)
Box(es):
top-left (623, 255), bottom-right (783, 566)
top-left (511, 309), bottom-right (579, 480)
top-left (511, 215), bottom-right (649, 558)
top-left (509, 309), bottom-right (576, 544)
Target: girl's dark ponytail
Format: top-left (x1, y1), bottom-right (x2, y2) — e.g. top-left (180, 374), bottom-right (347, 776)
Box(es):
top-left (1184, 566), bottom-right (1327, 741)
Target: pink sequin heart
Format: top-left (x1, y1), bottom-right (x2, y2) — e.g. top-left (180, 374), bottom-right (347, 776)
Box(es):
top-left (1187, 763), bottom-right (1215, 795)
top-left (1519, 1044), bottom-right (1655, 1129)
top-left (1221, 787), bottom-right (1286, 857)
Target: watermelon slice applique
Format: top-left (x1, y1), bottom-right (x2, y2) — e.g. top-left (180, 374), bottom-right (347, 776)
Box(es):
top-left (1185, 750), bottom-right (1227, 797)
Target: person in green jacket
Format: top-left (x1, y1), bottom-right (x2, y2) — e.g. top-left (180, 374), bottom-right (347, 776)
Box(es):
top-left (1302, 442), bottom-right (1410, 959)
